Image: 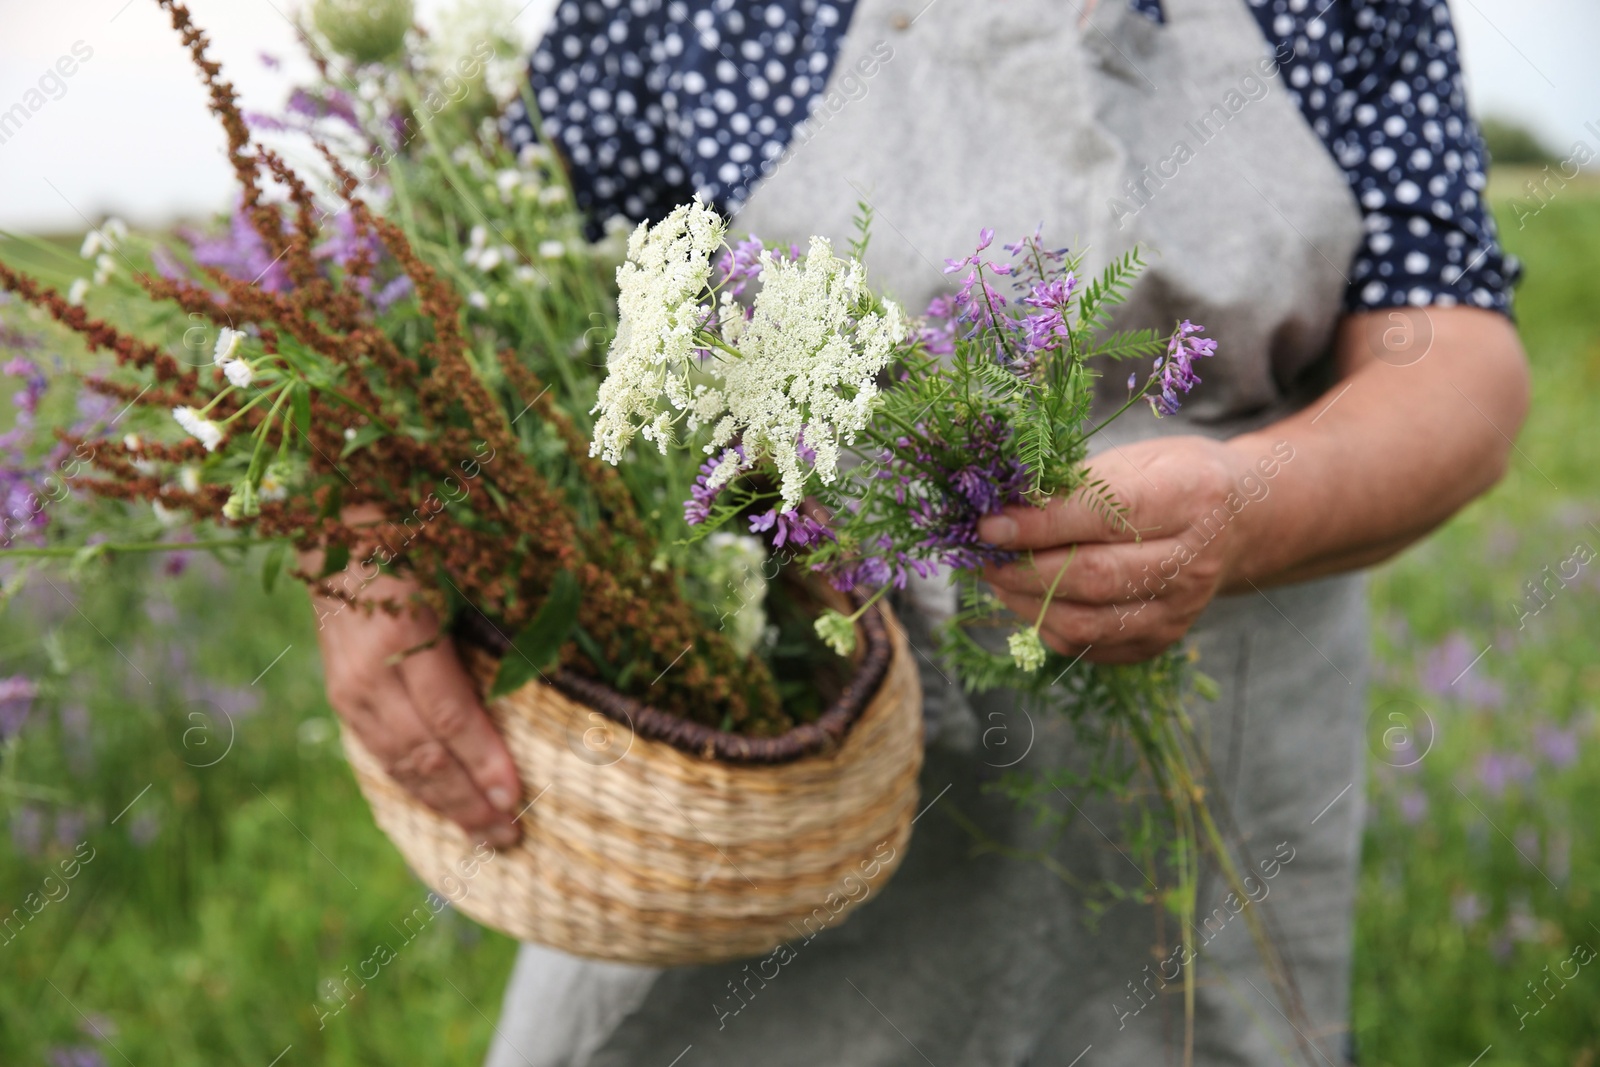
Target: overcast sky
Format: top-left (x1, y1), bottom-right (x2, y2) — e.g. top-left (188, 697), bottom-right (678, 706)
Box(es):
top-left (0, 0), bottom-right (1594, 232)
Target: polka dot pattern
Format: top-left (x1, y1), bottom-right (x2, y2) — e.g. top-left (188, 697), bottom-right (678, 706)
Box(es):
top-left (1240, 0), bottom-right (1519, 314)
top-left (505, 0), bottom-right (1516, 316)
top-left (500, 0), bottom-right (859, 229)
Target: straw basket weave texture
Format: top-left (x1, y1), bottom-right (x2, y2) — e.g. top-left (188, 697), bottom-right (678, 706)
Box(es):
top-left (341, 601), bottom-right (924, 966)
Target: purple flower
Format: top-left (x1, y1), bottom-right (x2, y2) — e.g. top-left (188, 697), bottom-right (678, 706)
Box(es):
top-left (1419, 634), bottom-right (1504, 708)
top-left (1146, 320), bottom-right (1217, 417)
top-left (127, 808), bottom-right (161, 848)
top-left (1397, 790), bottom-right (1428, 825)
top-left (0, 674), bottom-right (37, 742)
top-left (10, 804), bottom-right (45, 857)
top-left (49, 1048), bottom-right (107, 1067)
top-left (1474, 750), bottom-right (1533, 797)
top-left (748, 508), bottom-right (830, 549)
top-left (1534, 724), bottom-right (1579, 768)
top-left (715, 236), bottom-right (766, 298)
top-left (683, 446), bottom-right (745, 526)
top-left (1451, 891), bottom-right (1483, 927)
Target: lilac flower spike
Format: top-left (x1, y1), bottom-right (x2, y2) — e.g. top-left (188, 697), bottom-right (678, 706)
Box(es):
top-left (1147, 319), bottom-right (1217, 417)
top-left (749, 508), bottom-right (831, 549)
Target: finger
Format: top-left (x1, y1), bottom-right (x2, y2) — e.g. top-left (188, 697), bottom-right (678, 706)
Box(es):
top-left (983, 537), bottom-right (1201, 605)
top-left (348, 675), bottom-right (519, 847)
top-left (992, 590), bottom-right (1131, 652)
top-left (398, 641), bottom-right (522, 815)
top-left (977, 483), bottom-right (1145, 551)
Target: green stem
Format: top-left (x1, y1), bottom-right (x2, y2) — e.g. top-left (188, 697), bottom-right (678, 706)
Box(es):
top-left (1030, 544), bottom-right (1076, 630)
top-left (0, 538), bottom-right (278, 559)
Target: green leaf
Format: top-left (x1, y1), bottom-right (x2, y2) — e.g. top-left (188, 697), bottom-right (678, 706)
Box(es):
top-left (340, 423), bottom-right (386, 457)
top-left (292, 382), bottom-right (312, 438)
top-left (261, 541), bottom-right (288, 594)
top-left (318, 543), bottom-right (350, 579)
top-left (318, 482), bottom-right (344, 521)
top-left (490, 569), bottom-right (581, 698)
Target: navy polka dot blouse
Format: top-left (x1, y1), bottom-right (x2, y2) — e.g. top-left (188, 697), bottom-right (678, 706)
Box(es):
top-left (501, 0), bottom-right (1517, 316)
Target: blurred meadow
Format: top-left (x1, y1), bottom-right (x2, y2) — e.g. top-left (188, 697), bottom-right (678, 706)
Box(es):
top-left (2, 172), bottom-right (1598, 1066)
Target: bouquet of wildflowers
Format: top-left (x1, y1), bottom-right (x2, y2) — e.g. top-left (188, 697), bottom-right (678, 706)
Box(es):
top-left (590, 201), bottom-right (1323, 1062)
top-left (0, 0), bottom-right (820, 738)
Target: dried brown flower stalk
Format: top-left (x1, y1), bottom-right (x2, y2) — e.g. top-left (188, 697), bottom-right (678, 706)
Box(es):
top-left (0, 0), bottom-right (785, 733)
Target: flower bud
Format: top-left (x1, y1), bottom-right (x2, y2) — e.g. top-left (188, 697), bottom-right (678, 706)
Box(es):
top-left (312, 0), bottom-right (414, 65)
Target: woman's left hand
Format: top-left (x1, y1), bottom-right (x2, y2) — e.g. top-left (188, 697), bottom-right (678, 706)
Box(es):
top-left (978, 435), bottom-right (1267, 664)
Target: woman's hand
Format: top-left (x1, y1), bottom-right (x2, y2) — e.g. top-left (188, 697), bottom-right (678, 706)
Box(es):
top-left (978, 306), bottom-right (1531, 665)
top-left (978, 435), bottom-right (1259, 664)
top-left (309, 560), bottom-right (524, 848)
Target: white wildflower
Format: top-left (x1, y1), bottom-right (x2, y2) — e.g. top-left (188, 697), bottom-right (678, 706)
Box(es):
top-left (514, 264), bottom-right (540, 285)
top-left (538, 239), bottom-right (565, 260)
top-left (172, 406), bottom-right (223, 452)
top-left (713, 236), bottom-right (903, 508)
top-left (152, 500), bottom-right (183, 527)
top-left (517, 143), bottom-right (550, 168)
top-left (223, 359), bottom-right (254, 388)
top-left (468, 291), bottom-right (489, 310)
top-left (475, 246), bottom-right (503, 272)
top-left (178, 466), bottom-right (202, 493)
top-left (93, 253), bottom-right (115, 286)
top-left (1008, 628), bottom-right (1048, 673)
top-left (80, 231), bottom-right (102, 259)
top-left (495, 170), bottom-right (520, 201)
top-left (67, 279), bottom-right (90, 306)
top-left (214, 327), bottom-right (244, 366)
top-left (590, 199), bottom-right (727, 463)
top-left (259, 461), bottom-right (291, 502)
top-left (538, 186), bottom-right (567, 206)
top-left (814, 609), bottom-right (858, 657)
top-left (221, 481), bottom-right (258, 520)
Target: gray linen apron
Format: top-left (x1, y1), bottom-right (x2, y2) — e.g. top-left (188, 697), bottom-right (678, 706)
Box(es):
top-left (487, 1), bottom-right (1370, 1063)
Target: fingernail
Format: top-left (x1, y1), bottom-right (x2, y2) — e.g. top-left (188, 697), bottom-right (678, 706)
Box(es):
top-left (487, 786), bottom-right (517, 812)
top-left (486, 824), bottom-right (518, 848)
top-left (979, 515), bottom-right (1017, 545)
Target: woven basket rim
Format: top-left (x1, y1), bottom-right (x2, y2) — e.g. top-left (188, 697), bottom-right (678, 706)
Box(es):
top-left (451, 589), bottom-right (893, 765)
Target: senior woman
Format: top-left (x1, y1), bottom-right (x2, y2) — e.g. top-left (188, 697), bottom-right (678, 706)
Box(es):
top-left (309, 0), bottom-right (1528, 1062)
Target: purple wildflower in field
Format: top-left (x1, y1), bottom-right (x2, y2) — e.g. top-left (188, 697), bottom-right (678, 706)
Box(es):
top-left (9, 804), bottom-right (45, 857)
top-left (1418, 633), bottom-right (1505, 708)
top-left (1451, 891), bottom-right (1483, 927)
top-left (1147, 320), bottom-right (1217, 418)
top-left (59, 703), bottom-right (94, 778)
top-left (1474, 750), bottom-right (1533, 796)
top-left (49, 1048), bottom-right (107, 1067)
top-left (1534, 723), bottom-right (1580, 767)
top-left (1397, 789), bottom-right (1428, 824)
top-left (53, 809), bottom-right (89, 849)
top-left (127, 808), bottom-right (161, 848)
top-left (749, 507), bottom-right (830, 549)
top-left (0, 674), bottom-right (37, 742)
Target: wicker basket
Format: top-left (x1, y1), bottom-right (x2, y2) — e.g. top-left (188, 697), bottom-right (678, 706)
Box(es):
top-left (341, 599), bottom-right (924, 966)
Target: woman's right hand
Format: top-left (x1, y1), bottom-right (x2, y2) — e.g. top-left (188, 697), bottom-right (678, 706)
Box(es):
top-left (307, 555), bottom-right (524, 849)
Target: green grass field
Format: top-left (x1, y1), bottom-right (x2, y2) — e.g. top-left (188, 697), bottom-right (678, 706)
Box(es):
top-left (1, 183), bottom-right (1596, 1065)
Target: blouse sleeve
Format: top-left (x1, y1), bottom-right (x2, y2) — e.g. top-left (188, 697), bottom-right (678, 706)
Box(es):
top-left (1246, 0), bottom-right (1520, 314)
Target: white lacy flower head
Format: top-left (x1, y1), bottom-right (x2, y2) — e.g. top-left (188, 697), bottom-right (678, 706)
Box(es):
top-left (590, 198), bottom-right (727, 464)
top-left (172, 406), bottom-right (223, 452)
top-left (709, 236), bottom-right (903, 508)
